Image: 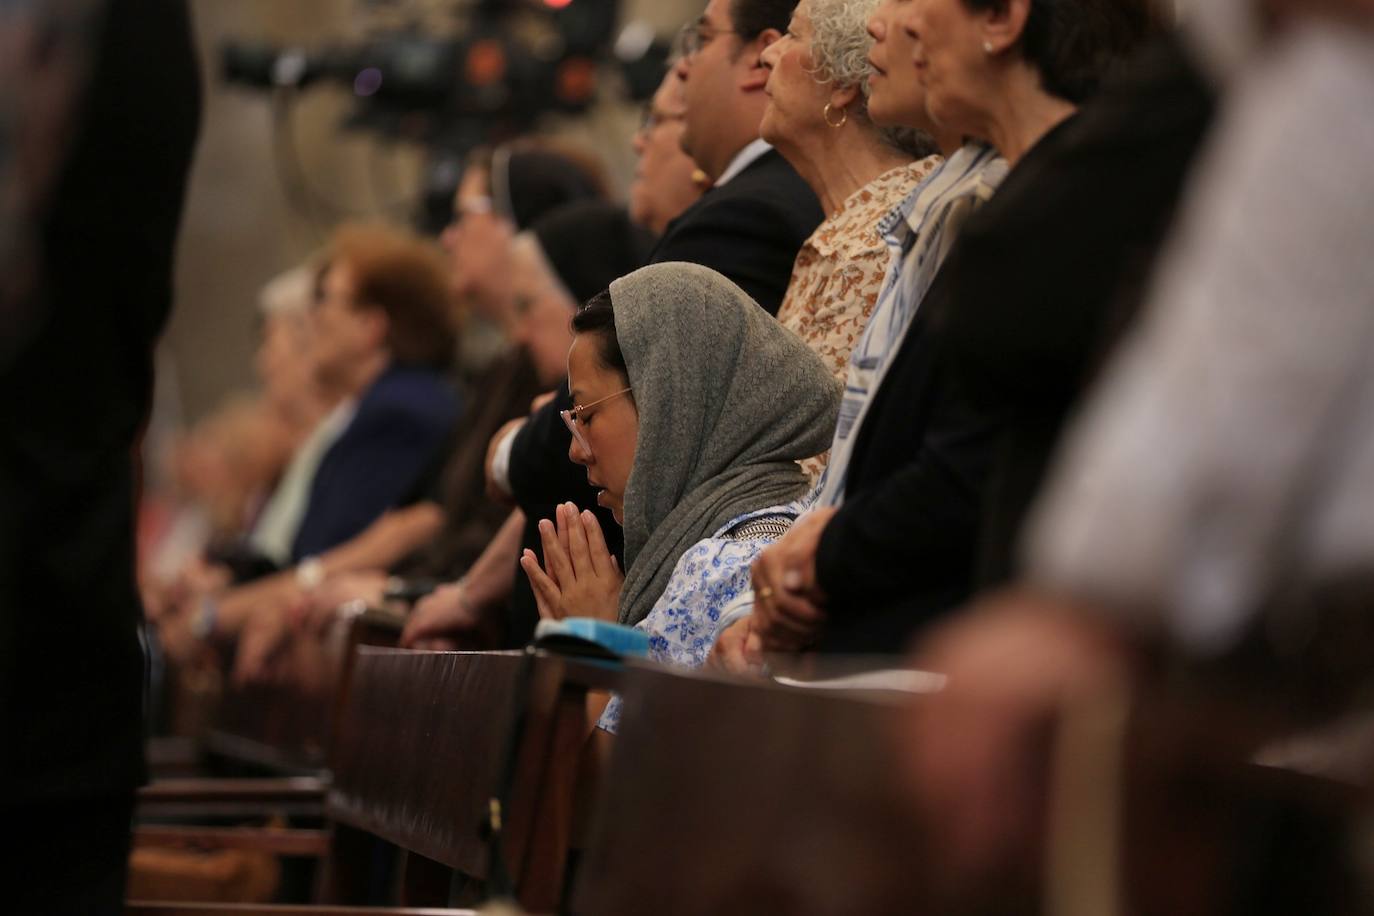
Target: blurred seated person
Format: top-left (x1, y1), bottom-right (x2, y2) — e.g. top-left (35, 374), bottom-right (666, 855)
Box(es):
top-left (401, 202), bottom-right (653, 649)
top-left (163, 263), bottom-right (344, 587)
top-left (727, 0), bottom-right (1159, 663)
top-left (901, 6), bottom-right (1374, 883)
top-left (141, 392), bottom-right (297, 619)
top-left (759, 0), bottom-right (946, 478)
top-left (627, 63), bottom-right (708, 236)
top-left (233, 262), bottom-right (341, 572)
top-left (156, 222), bottom-right (459, 667)
top-left (517, 263), bottom-right (840, 732)
top-left (223, 201), bottom-right (649, 675)
top-left (289, 223), bottom-right (460, 559)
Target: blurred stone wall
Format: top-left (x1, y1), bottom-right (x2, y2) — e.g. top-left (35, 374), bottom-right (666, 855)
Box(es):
top-left (165, 0), bottom-right (701, 425)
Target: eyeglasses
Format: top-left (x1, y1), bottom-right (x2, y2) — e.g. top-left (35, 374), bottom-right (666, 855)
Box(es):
top-left (561, 387), bottom-right (632, 456)
top-left (680, 19), bottom-right (739, 58)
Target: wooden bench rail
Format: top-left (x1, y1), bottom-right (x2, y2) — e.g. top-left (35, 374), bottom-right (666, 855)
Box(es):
top-left (127, 903), bottom-right (475, 916)
top-left (137, 776), bottom-right (329, 821)
top-left (140, 777), bottom-right (328, 803)
top-left (133, 826), bottom-right (331, 857)
top-left (208, 609), bottom-right (406, 775)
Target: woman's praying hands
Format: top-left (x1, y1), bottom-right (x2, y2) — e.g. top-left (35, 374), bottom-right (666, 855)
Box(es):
top-left (521, 501), bottom-right (623, 621)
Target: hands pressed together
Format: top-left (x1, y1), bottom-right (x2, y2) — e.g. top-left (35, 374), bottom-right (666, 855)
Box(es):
top-left (521, 501), bottom-right (623, 621)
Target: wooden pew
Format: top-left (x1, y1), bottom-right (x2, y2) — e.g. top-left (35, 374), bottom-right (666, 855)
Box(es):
top-left (322, 647), bottom-right (620, 910)
top-left (570, 664), bottom-right (940, 916)
top-left (572, 663), bottom-right (1370, 916)
top-left (132, 610), bottom-right (406, 904)
top-left (208, 609), bottom-right (407, 774)
top-left (1052, 691), bottom-right (1367, 916)
top-left (126, 905), bottom-right (464, 916)
top-left (130, 646), bottom-right (620, 915)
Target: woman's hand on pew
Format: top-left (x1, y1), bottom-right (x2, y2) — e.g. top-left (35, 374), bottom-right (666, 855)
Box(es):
top-left (233, 607), bottom-right (293, 685)
top-left (401, 580), bottom-right (481, 647)
top-left (522, 502), bottom-right (622, 621)
top-left (292, 570), bottom-right (388, 633)
top-left (750, 506), bottom-right (836, 651)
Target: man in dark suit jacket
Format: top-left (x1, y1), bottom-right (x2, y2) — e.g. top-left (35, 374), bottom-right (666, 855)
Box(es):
top-left (662, 0), bottom-right (823, 315)
top-left (647, 146), bottom-right (818, 316)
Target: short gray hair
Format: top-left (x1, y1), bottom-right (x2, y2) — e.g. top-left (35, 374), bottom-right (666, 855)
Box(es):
top-left (806, 0), bottom-right (880, 95)
top-left (805, 0), bottom-right (935, 158)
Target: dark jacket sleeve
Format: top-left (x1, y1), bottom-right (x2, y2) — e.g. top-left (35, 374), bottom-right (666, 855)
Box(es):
top-left (507, 388), bottom-right (583, 508)
top-left (812, 275), bottom-right (1006, 646)
top-left (652, 193), bottom-right (796, 315)
top-left (503, 384), bottom-right (624, 648)
top-left (650, 152), bottom-right (823, 316)
top-left (814, 373), bottom-right (1002, 618)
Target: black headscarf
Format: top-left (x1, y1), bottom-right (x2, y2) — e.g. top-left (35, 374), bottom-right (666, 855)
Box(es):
top-left (492, 146), bottom-right (604, 231)
top-left (531, 200), bottom-right (656, 305)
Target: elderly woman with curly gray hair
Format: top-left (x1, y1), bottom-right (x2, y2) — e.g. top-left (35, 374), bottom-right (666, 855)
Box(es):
top-left (759, 0), bottom-right (953, 479)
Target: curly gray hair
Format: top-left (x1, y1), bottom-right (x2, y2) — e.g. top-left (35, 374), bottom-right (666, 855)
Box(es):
top-left (804, 0), bottom-right (935, 158)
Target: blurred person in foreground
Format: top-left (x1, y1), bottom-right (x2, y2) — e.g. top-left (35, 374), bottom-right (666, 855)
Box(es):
top-left (759, 0), bottom-right (945, 479)
top-left (0, 0), bottom-right (199, 909)
top-left (901, 0), bottom-right (1374, 890)
top-left (732, 0), bottom-right (1161, 661)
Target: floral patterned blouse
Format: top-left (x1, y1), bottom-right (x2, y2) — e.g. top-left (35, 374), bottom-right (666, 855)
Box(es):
top-left (777, 157), bottom-right (943, 481)
top-left (597, 499), bottom-right (808, 734)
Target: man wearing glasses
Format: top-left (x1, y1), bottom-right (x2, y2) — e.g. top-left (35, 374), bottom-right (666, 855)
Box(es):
top-left (650, 0), bottom-right (823, 315)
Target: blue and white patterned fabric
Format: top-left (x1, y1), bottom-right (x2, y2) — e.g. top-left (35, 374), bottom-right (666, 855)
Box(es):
top-left (597, 499), bottom-right (808, 734)
top-left (816, 143), bottom-right (1008, 508)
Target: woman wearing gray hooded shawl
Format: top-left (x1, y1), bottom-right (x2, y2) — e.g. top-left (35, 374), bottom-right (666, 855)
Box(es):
top-left (520, 262), bottom-right (840, 731)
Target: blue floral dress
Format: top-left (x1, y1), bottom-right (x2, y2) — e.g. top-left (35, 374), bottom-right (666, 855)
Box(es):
top-left (597, 498), bottom-right (808, 733)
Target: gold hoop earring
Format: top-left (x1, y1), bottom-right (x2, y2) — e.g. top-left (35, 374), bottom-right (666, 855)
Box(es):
top-left (822, 102), bottom-right (847, 129)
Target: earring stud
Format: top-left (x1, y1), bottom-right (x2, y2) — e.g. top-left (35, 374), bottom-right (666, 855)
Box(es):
top-left (983, 40), bottom-right (994, 54)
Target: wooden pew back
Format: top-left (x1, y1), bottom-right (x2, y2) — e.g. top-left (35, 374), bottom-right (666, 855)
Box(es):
top-left (209, 610), bottom-right (404, 774)
top-left (326, 648), bottom-right (620, 910)
top-left (572, 666), bottom-right (935, 916)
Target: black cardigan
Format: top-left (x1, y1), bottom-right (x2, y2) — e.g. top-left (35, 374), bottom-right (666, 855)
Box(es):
top-left (812, 35), bottom-right (1217, 653)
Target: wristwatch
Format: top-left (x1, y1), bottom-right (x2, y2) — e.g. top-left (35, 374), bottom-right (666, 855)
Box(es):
top-left (296, 555), bottom-right (326, 591)
top-left (190, 594), bottom-right (218, 641)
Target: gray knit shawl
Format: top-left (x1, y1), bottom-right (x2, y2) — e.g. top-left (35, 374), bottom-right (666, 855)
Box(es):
top-left (611, 262), bottom-right (841, 625)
